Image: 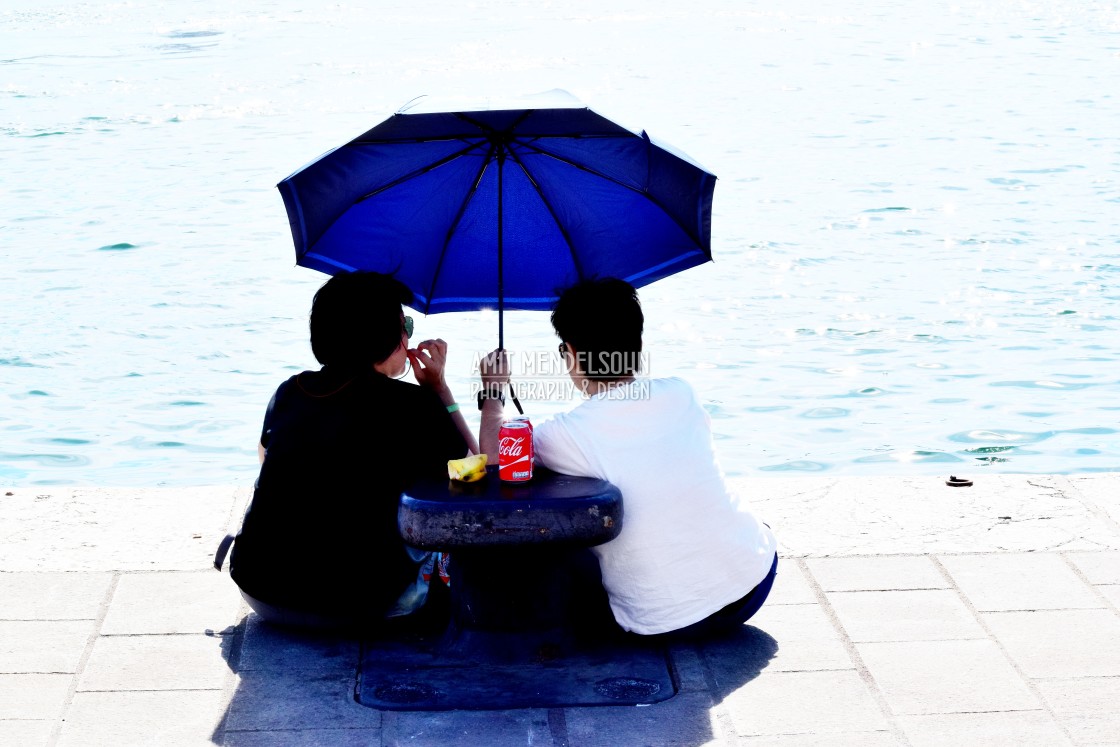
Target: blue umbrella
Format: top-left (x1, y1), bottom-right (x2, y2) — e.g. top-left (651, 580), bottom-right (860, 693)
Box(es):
top-left (277, 92), bottom-right (716, 350)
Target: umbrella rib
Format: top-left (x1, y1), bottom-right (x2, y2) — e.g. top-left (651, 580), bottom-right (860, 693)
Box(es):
top-left (353, 140), bottom-right (488, 205)
top-left (504, 146), bottom-right (586, 281)
top-left (515, 138), bottom-right (708, 251)
top-left (514, 138), bottom-right (646, 194)
top-left (421, 143), bottom-right (497, 312)
top-left (454, 110), bottom-right (534, 137)
top-left (351, 110), bottom-right (534, 146)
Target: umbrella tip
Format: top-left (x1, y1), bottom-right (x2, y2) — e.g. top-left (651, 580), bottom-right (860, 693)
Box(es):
top-left (397, 95), bottom-right (429, 114)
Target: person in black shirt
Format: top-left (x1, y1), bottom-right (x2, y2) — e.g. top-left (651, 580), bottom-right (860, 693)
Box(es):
top-left (230, 272), bottom-right (476, 630)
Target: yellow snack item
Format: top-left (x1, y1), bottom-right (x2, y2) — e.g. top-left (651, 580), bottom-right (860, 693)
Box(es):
top-left (448, 454), bottom-right (488, 482)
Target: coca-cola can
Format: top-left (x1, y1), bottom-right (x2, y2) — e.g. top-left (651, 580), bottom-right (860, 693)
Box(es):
top-left (506, 415), bottom-right (533, 434)
top-left (498, 421), bottom-right (533, 482)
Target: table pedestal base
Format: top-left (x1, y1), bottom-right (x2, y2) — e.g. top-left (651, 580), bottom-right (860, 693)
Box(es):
top-left (358, 624), bottom-right (674, 711)
top-left (357, 546), bottom-right (675, 710)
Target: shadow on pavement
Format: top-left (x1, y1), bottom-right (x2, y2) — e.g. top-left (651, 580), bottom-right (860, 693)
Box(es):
top-left (553, 626), bottom-right (778, 745)
top-left (209, 614), bottom-right (779, 745)
top-left (693, 624), bottom-right (780, 699)
top-left (211, 613), bottom-right (377, 745)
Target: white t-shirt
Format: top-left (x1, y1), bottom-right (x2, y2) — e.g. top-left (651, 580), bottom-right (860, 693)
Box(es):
top-left (534, 377), bottom-right (777, 635)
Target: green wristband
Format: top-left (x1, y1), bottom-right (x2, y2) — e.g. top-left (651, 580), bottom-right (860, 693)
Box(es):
top-left (446, 403), bottom-right (460, 414)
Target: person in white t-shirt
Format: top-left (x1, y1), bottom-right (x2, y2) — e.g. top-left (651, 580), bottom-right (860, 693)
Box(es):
top-left (480, 278), bottom-right (778, 638)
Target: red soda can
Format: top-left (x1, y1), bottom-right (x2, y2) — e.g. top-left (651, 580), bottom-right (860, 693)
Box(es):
top-left (498, 421), bottom-right (533, 482)
top-left (507, 415), bottom-right (533, 434)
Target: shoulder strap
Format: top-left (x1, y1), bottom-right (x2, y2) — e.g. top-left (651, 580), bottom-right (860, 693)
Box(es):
top-left (213, 534), bottom-right (235, 571)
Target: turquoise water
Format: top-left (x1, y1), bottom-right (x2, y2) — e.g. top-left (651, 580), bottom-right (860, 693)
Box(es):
top-left (2, 0), bottom-right (1118, 486)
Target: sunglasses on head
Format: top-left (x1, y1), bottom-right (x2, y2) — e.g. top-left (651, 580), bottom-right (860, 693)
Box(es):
top-left (403, 316), bottom-right (414, 339)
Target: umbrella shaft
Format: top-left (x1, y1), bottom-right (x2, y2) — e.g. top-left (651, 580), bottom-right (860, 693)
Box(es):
top-left (497, 149), bottom-right (504, 350)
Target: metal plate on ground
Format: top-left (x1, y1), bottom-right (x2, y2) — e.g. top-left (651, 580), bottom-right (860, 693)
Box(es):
top-left (357, 628), bottom-right (675, 711)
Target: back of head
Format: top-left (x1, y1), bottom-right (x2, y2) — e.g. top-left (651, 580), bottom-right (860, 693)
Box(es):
top-left (309, 271), bottom-right (413, 370)
top-left (551, 278), bottom-right (644, 381)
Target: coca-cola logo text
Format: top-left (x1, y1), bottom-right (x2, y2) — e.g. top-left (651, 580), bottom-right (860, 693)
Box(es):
top-left (498, 437), bottom-right (524, 457)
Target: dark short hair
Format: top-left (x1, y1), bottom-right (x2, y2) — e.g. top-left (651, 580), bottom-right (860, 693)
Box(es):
top-left (551, 278), bottom-right (643, 381)
top-left (309, 271), bottom-right (413, 368)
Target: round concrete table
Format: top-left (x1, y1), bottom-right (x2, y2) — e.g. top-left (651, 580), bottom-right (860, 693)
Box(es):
top-left (399, 465), bottom-right (622, 547)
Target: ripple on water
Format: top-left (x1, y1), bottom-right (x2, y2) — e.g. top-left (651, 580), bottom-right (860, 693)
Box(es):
top-left (964, 446), bottom-right (1016, 454)
top-left (853, 451), bottom-right (963, 464)
top-left (0, 452), bottom-right (92, 467)
top-left (97, 243), bottom-right (138, 251)
top-left (795, 328), bottom-right (885, 340)
top-left (801, 407), bottom-right (850, 419)
top-left (156, 42), bottom-right (220, 55)
top-left (116, 436), bottom-right (244, 454)
top-left (226, 463), bottom-right (259, 473)
top-left (962, 446), bottom-right (1042, 464)
top-left (0, 465), bottom-right (28, 480)
top-left (703, 403), bottom-right (733, 419)
top-left (0, 357), bottom-right (43, 368)
top-left (949, 429), bottom-right (1050, 444)
top-left (198, 421), bottom-right (241, 434)
top-left (833, 387), bottom-right (887, 398)
top-left (759, 460), bottom-right (831, 472)
top-left (135, 400), bottom-right (206, 411)
top-left (135, 420), bottom-right (206, 433)
top-left (11, 390), bottom-right (50, 400)
top-left (990, 380), bottom-right (1096, 390)
top-left (165, 31), bottom-right (223, 39)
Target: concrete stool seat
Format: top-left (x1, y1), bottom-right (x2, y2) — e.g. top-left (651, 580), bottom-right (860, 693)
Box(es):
top-left (358, 467), bottom-right (676, 711)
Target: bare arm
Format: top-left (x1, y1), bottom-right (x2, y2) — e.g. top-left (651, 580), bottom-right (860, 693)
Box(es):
top-left (478, 349), bottom-right (511, 457)
top-left (435, 384), bottom-right (481, 456)
top-left (409, 339), bottom-right (480, 456)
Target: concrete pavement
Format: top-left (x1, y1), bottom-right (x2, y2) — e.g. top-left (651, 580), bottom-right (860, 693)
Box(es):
top-left (1, 474), bottom-right (1118, 746)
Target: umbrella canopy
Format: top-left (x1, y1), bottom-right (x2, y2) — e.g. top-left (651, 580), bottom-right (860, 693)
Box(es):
top-left (278, 92), bottom-right (716, 345)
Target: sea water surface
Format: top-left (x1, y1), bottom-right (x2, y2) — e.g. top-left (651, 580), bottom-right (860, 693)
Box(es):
top-left (2, 0), bottom-right (1118, 486)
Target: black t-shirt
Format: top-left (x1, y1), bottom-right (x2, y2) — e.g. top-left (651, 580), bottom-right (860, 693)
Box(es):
top-left (229, 366), bottom-right (467, 618)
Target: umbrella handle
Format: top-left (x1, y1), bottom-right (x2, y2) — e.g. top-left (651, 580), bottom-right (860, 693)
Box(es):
top-left (507, 381), bottom-right (524, 415)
